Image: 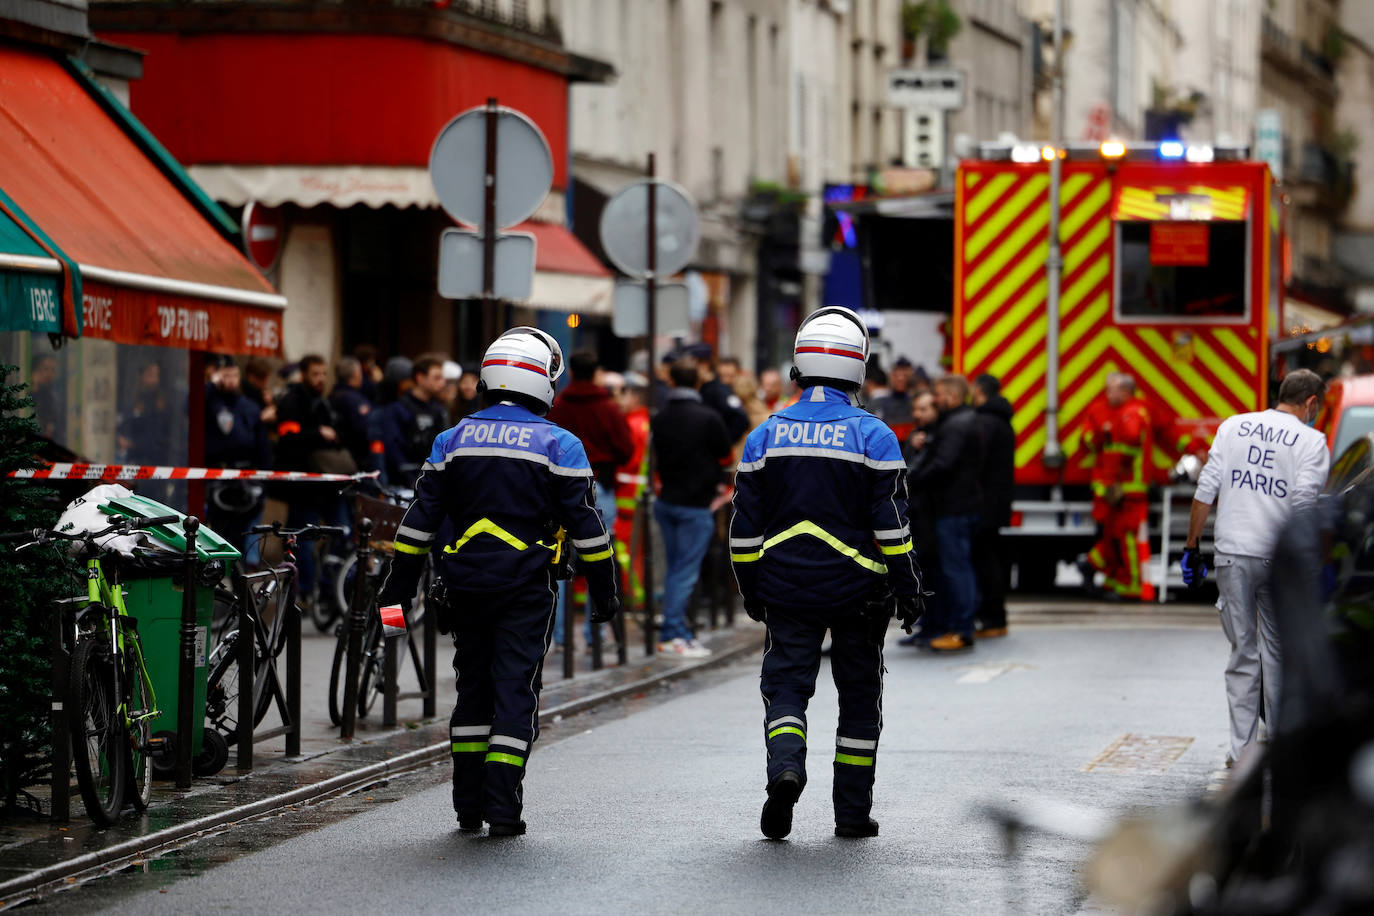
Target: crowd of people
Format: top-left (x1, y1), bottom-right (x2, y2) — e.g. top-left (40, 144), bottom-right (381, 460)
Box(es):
top-left (199, 335), bottom-right (1021, 659)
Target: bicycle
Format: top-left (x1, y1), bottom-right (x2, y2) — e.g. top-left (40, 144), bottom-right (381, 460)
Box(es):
top-left (1, 514), bottom-right (180, 826)
top-left (326, 517), bottom-right (431, 727)
top-left (205, 522), bottom-right (345, 738)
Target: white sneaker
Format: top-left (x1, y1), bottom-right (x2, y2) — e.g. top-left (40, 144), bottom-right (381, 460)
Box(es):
top-left (657, 638), bottom-right (712, 659)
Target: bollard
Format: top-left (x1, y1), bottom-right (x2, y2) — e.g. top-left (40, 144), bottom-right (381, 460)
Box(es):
top-left (422, 579), bottom-right (437, 718)
top-left (340, 518), bottom-right (372, 740)
top-left (176, 515), bottom-right (200, 789)
top-left (234, 570), bottom-right (255, 771)
top-left (640, 487), bottom-right (656, 656)
top-left (49, 603), bottom-right (71, 823)
top-left (561, 584), bottom-right (574, 680)
top-left (382, 629), bottom-right (399, 727)
top-left (285, 576), bottom-right (302, 757)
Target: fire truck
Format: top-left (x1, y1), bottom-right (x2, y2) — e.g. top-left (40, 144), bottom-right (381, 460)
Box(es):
top-left (951, 141), bottom-right (1283, 592)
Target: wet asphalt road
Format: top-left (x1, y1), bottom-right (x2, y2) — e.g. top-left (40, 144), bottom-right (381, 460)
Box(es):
top-left (56, 624), bottom-right (1228, 915)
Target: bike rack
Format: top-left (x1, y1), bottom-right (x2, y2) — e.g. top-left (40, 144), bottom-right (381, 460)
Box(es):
top-left (48, 599), bottom-right (78, 824)
top-left (231, 566), bottom-right (303, 772)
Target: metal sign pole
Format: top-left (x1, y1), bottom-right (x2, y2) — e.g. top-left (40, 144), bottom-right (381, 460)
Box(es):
top-left (482, 97), bottom-right (499, 345)
top-left (1043, 0), bottom-right (1065, 469)
top-left (642, 153), bottom-right (658, 657)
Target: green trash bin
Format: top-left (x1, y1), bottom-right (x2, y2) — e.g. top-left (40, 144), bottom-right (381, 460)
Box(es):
top-left (99, 495), bottom-right (241, 775)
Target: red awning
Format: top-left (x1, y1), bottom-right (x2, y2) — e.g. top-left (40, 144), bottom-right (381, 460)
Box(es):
top-left (0, 46), bottom-right (285, 354)
top-left (517, 221), bottom-right (610, 277)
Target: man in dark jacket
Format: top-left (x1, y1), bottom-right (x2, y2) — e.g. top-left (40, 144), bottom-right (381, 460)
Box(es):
top-left (330, 356), bottom-right (375, 471)
top-left (650, 359), bottom-right (733, 657)
top-left (908, 374), bottom-right (984, 652)
top-left (375, 357), bottom-right (451, 488)
top-left (547, 349), bottom-right (634, 649)
top-left (972, 374), bottom-right (1015, 638)
top-left (685, 342), bottom-right (750, 443)
top-left (899, 390), bottom-right (945, 645)
top-left (275, 354), bottom-right (351, 597)
top-left (205, 356), bottom-right (272, 562)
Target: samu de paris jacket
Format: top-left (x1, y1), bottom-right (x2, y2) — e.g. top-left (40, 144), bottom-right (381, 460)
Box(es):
top-left (729, 386), bottom-right (923, 611)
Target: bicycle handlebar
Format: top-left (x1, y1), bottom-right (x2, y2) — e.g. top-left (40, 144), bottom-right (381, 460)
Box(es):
top-left (248, 522), bottom-right (348, 541)
top-left (0, 513), bottom-right (183, 547)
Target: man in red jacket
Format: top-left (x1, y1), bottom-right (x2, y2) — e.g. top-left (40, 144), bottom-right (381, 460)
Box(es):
top-left (547, 349), bottom-right (634, 650)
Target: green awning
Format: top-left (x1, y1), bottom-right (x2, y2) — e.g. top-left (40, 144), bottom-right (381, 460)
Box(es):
top-left (0, 186), bottom-right (81, 337)
top-left (0, 206), bottom-right (63, 335)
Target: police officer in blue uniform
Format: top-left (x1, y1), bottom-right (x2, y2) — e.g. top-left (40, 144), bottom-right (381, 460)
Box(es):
top-left (731, 306), bottom-right (926, 840)
top-left (378, 328), bottom-right (619, 837)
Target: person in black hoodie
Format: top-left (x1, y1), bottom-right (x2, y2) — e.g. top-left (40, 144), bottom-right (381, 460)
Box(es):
top-left (649, 358), bottom-right (733, 657)
top-left (971, 374), bottom-right (1015, 637)
top-left (908, 374), bottom-right (984, 652)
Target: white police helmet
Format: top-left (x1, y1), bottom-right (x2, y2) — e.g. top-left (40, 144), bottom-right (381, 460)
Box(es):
top-left (792, 306), bottom-right (870, 389)
top-left (478, 326), bottom-right (564, 411)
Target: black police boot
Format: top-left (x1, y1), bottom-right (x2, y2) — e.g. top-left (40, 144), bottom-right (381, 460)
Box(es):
top-left (835, 817), bottom-right (879, 838)
top-left (760, 770), bottom-right (803, 840)
top-left (457, 812), bottom-right (483, 832)
top-left (488, 819), bottom-right (527, 837)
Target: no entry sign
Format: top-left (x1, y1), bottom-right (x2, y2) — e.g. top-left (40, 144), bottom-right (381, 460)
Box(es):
top-left (241, 201), bottom-right (285, 273)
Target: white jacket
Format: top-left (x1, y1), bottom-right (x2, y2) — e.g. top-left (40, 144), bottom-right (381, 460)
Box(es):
top-left (1194, 408), bottom-right (1329, 559)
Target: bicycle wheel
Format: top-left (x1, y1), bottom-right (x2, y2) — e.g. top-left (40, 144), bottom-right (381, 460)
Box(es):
top-left (205, 629), bottom-right (272, 735)
top-left (69, 636), bottom-right (127, 826)
top-left (357, 634), bottom-right (383, 720)
top-left (327, 623), bottom-right (349, 726)
top-left (317, 553), bottom-right (353, 632)
top-left (124, 649), bottom-right (154, 811)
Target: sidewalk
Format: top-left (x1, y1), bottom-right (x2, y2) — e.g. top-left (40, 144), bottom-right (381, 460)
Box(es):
top-left (0, 616), bottom-right (764, 905)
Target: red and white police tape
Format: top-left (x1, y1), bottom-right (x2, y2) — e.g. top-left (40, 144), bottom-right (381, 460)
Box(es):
top-left (379, 604), bottom-right (407, 638)
top-left (6, 464), bottom-right (379, 483)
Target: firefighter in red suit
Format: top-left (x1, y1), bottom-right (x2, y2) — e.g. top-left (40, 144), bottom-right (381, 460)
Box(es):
top-left (1079, 373), bottom-right (1152, 599)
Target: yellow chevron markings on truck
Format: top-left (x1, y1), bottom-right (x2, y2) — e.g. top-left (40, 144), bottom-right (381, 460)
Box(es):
top-left (1213, 327), bottom-right (1258, 375)
top-left (1190, 335), bottom-right (1253, 410)
top-left (1134, 329), bottom-right (1238, 417)
top-left (1059, 178), bottom-right (1109, 240)
top-left (1058, 253), bottom-right (1111, 316)
top-left (1111, 332), bottom-right (1210, 418)
top-left (964, 171), bottom-right (1017, 225)
top-left (1060, 217), bottom-right (1111, 277)
top-left (965, 174), bottom-right (1049, 260)
top-left (1001, 350), bottom-right (1047, 405)
top-left (1059, 292), bottom-right (1110, 353)
top-left (966, 281), bottom-right (1046, 367)
top-left (964, 206), bottom-right (1049, 300)
top-left (988, 310), bottom-right (1047, 378)
top-left (1015, 424), bottom-right (1048, 467)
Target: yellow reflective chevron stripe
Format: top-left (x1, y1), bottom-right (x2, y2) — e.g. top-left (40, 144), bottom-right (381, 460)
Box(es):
top-left (485, 752), bottom-right (525, 767)
top-left (443, 518), bottom-right (537, 554)
top-left (578, 548), bottom-right (612, 562)
top-left (394, 541), bottom-right (430, 555)
top-left (879, 539), bottom-right (914, 556)
top-left (835, 752), bottom-right (875, 766)
top-left (768, 726), bottom-right (806, 741)
top-left (761, 521), bottom-right (887, 574)
top-left (451, 741), bottom-right (488, 753)
top-left (731, 550), bottom-right (762, 563)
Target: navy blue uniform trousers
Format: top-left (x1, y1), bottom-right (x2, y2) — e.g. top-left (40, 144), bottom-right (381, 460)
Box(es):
top-left (448, 572), bottom-right (559, 824)
top-left (761, 606), bottom-right (885, 824)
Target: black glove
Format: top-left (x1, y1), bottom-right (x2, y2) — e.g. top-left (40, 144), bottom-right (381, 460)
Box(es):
top-left (744, 598), bottom-right (765, 622)
top-left (375, 578), bottom-right (412, 612)
top-left (1181, 546), bottom-right (1209, 589)
top-left (590, 595), bottom-right (621, 625)
top-left (427, 578), bottom-right (455, 636)
top-left (896, 592), bottom-right (930, 634)
top-left (376, 552), bottom-right (424, 611)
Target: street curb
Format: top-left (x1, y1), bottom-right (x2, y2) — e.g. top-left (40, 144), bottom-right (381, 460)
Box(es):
top-left (0, 634), bottom-right (763, 906)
